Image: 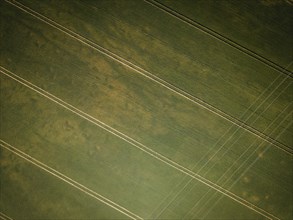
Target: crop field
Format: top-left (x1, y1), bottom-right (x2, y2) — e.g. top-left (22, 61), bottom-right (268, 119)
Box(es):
top-left (0, 0), bottom-right (292, 219)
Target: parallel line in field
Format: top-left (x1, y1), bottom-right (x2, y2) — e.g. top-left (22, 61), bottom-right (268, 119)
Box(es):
top-left (185, 103), bottom-right (292, 219)
top-left (0, 212), bottom-right (13, 220)
top-left (0, 140), bottom-right (142, 220)
top-left (144, 0), bottom-right (293, 79)
top-left (0, 68), bottom-right (279, 220)
top-left (151, 61), bottom-right (292, 219)
top-left (196, 109), bottom-right (293, 219)
top-left (4, 0), bottom-right (292, 155)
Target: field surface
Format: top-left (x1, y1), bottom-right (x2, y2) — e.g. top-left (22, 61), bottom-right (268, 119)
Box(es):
top-left (0, 0), bottom-right (292, 219)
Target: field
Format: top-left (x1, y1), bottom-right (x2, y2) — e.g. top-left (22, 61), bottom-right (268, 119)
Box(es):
top-left (0, 0), bottom-right (292, 219)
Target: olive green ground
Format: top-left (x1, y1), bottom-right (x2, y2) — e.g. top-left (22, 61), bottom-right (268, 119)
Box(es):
top-left (0, 0), bottom-right (292, 219)
top-left (158, 0), bottom-right (293, 69)
top-left (12, 0), bottom-right (293, 147)
top-left (1, 75), bottom-right (265, 219)
top-left (0, 148), bottom-right (127, 219)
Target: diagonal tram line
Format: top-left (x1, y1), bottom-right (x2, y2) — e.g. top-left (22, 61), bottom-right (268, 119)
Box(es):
top-left (4, 0), bottom-right (292, 155)
top-left (199, 114), bottom-right (293, 219)
top-left (0, 212), bottom-right (13, 220)
top-left (0, 140), bottom-right (143, 220)
top-left (0, 67), bottom-right (279, 220)
top-left (150, 62), bottom-right (292, 219)
top-left (186, 105), bottom-right (292, 219)
top-left (144, 0), bottom-right (293, 79)
top-left (181, 65), bottom-right (293, 219)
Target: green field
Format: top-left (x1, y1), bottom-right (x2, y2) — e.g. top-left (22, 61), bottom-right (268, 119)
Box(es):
top-left (0, 0), bottom-right (292, 219)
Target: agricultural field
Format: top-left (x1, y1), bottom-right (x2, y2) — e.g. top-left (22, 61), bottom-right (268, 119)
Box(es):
top-left (0, 0), bottom-right (292, 219)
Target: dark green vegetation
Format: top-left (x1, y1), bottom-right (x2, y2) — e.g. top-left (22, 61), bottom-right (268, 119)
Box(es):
top-left (158, 0), bottom-right (293, 69)
top-left (0, 0), bottom-right (292, 219)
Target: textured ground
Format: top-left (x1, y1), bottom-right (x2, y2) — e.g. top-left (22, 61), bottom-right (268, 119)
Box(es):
top-left (0, 0), bottom-right (292, 219)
